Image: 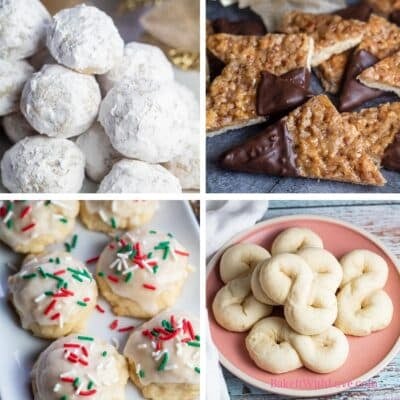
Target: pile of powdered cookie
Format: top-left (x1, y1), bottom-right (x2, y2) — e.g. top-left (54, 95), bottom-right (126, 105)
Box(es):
top-left (212, 227), bottom-right (393, 374)
top-left (2, 200), bottom-right (200, 399)
top-left (0, 0), bottom-right (199, 193)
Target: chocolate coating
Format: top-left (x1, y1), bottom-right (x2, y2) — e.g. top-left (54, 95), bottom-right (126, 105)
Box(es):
top-left (339, 50), bottom-right (384, 112)
top-left (382, 133), bottom-right (400, 172)
top-left (211, 18), bottom-right (267, 36)
top-left (335, 2), bottom-right (372, 22)
top-left (389, 10), bottom-right (400, 26)
top-left (220, 119), bottom-right (299, 177)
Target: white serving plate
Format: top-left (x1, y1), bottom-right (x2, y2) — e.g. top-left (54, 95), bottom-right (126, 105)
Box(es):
top-left (0, 200), bottom-right (199, 399)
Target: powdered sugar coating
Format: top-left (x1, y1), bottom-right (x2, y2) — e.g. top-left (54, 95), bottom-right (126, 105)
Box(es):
top-left (20, 64), bottom-right (101, 138)
top-left (47, 4), bottom-right (124, 74)
top-left (2, 111), bottom-right (36, 143)
top-left (0, 0), bottom-right (51, 60)
top-left (98, 159), bottom-right (182, 193)
top-left (1, 136), bottom-right (85, 193)
top-left (98, 42), bottom-right (174, 94)
top-left (0, 59), bottom-right (34, 116)
top-left (76, 122), bottom-right (121, 183)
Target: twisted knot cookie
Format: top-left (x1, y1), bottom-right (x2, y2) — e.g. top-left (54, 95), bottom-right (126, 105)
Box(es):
top-left (246, 317), bottom-right (349, 374)
top-left (335, 249), bottom-right (394, 336)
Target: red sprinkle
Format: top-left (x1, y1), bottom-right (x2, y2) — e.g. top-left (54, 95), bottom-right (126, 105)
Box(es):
top-left (0, 206), bottom-right (6, 218)
top-left (67, 356), bottom-right (78, 364)
top-left (96, 304), bottom-right (105, 313)
top-left (181, 337), bottom-right (191, 343)
top-left (120, 238), bottom-right (127, 247)
top-left (83, 297), bottom-right (90, 302)
top-left (186, 320), bottom-right (195, 340)
top-left (50, 312), bottom-right (60, 320)
top-left (61, 377), bottom-right (74, 383)
top-left (109, 244), bottom-right (116, 250)
top-left (79, 389), bottom-right (97, 396)
top-left (19, 205), bottom-right (32, 219)
top-left (81, 346), bottom-right (89, 357)
top-left (156, 341), bottom-right (162, 351)
top-left (79, 358), bottom-right (89, 366)
top-left (109, 319), bottom-right (119, 330)
top-left (21, 222), bottom-right (36, 232)
top-left (64, 344), bottom-right (80, 349)
top-left (53, 269), bottom-right (66, 276)
top-left (107, 275), bottom-right (119, 283)
top-left (171, 315), bottom-right (176, 328)
top-left (118, 326), bottom-right (135, 333)
top-left (86, 256), bottom-right (99, 264)
top-left (143, 283), bottom-right (156, 291)
top-left (174, 250), bottom-right (190, 257)
top-left (44, 299), bottom-right (56, 315)
top-left (159, 329), bottom-right (180, 341)
top-left (135, 242), bottom-right (143, 257)
top-left (142, 329), bottom-right (153, 339)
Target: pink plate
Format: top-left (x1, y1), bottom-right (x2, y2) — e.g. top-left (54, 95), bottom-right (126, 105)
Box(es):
top-left (206, 215), bottom-right (400, 397)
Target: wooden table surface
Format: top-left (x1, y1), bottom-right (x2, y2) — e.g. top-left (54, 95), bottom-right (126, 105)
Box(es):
top-left (223, 200), bottom-right (400, 400)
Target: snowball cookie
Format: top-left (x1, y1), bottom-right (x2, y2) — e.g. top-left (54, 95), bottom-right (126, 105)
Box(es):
top-left (0, 0), bottom-right (51, 60)
top-left (8, 251), bottom-right (97, 339)
top-left (98, 160), bottom-right (182, 193)
top-left (21, 64), bottom-right (101, 138)
top-left (31, 334), bottom-right (128, 400)
top-left (99, 79), bottom-right (193, 163)
top-left (98, 42), bottom-right (174, 94)
top-left (76, 122), bottom-right (120, 183)
top-left (124, 311), bottom-right (200, 400)
top-left (80, 200), bottom-right (159, 233)
top-left (0, 200), bottom-right (79, 253)
top-left (96, 228), bottom-right (192, 318)
top-left (0, 59), bottom-right (34, 116)
top-left (1, 136), bottom-right (85, 193)
top-left (2, 111), bottom-right (36, 143)
top-left (47, 4), bottom-right (124, 74)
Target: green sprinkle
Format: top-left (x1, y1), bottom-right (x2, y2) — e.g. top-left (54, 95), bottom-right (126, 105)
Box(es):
top-left (125, 272), bottom-right (133, 283)
top-left (163, 247), bottom-right (170, 260)
top-left (78, 335), bottom-right (94, 341)
top-left (65, 243), bottom-right (71, 252)
top-left (195, 335), bottom-right (200, 341)
top-left (110, 217), bottom-right (117, 229)
top-left (151, 330), bottom-right (159, 337)
top-left (6, 201), bottom-right (13, 211)
top-left (49, 258), bottom-right (54, 263)
top-left (162, 320), bottom-right (173, 332)
top-left (45, 273), bottom-right (63, 282)
top-left (194, 367), bottom-right (200, 374)
top-left (73, 377), bottom-right (80, 388)
top-left (187, 341), bottom-right (200, 347)
top-left (72, 274), bottom-right (83, 282)
top-left (98, 272), bottom-right (105, 277)
top-left (60, 396), bottom-right (67, 400)
top-left (71, 234), bottom-right (78, 249)
top-left (45, 200), bottom-right (51, 206)
top-left (139, 369), bottom-right (145, 378)
top-left (67, 267), bottom-right (81, 275)
top-left (63, 282), bottom-right (68, 289)
top-left (157, 352), bottom-right (169, 371)
top-left (87, 381), bottom-right (94, 390)
top-left (57, 280), bottom-right (64, 289)
top-left (167, 233), bottom-right (174, 238)
top-left (77, 301), bottom-right (87, 307)
top-left (55, 257), bottom-right (61, 264)
top-left (59, 217), bottom-right (68, 224)
top-left (44, 291), bottom-right (53, 296)
top-left (38, 267), bottom-right (46, 278)
top-left (102, 351), bottom-right (107, 357)
top-left (149, 230), bottom-right (157, 234)
top-left (6, 219), bottom-right (13, 229)
top-left (147, 252), bottom-right (153, 258)
top-left (153, 265), bottom-right (159, 274)
top-left (118, 244), bottom-right (132, 253)
top-left (22, 273), bottom-right (37, 279)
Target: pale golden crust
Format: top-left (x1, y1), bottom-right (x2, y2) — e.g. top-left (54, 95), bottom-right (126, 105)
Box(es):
top-left (206, 33), bottom-right (312, 133)
top-left (315, 51), bottom-right (350, 93)
top-left (285, 95), bottom-right (385, 186)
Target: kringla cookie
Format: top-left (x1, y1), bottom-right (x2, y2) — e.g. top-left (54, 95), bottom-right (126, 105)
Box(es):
top-left (31, 334), bottom-right (128, 400)
top-left (80, 201), bottom-right (159, 233)
top-left (8, 251), bottom-right (97, 339)
top-left (1, 111), bottom-right (36, 143)
top-left (124, 311), bottom-right (200, 400)
top-left (0, 200), bottom-right (79, 253)
top-left (96, 229), bottom-right (191, 318)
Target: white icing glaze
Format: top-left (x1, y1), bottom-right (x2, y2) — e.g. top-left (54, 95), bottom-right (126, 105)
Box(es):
top-left (1, 136), bottom-right (85, 193)
top-left (97, 229), bottom-right (190, 314)
top-left (0, 0), bottom-right (51, 60)
top-left (0, 200), bottom-right (79, 248)
top-left (32, 334), bottom-right (127, 400)
top-left (99, 78), bottom-right (194, 163)
top-left (0, 59), bottom-right (34, 116)
top-left (47, 4), bottom-right (124, 74)
top-left (9, 251), bottom-right (97, 329)
top-left (20, 64), bottom-right (101, 138)
top-left (2, 111), bottom-right (36, 143)
top-left (97, 160), bottom-right (182, 193)
top-left (84, 200), bottom-right (158, 227)
top-left (124, 311), bottom-right (200, 385)
top-left (98, 42), bottom-right (174, 94)
top-left (76, 123), bottom-right (121, 183)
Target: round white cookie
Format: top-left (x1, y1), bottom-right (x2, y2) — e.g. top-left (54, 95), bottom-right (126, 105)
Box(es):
top-left (2, 111), bottom-right (36, 143)
top-left (32, 334), bottom-right (128, 400)
top-left (76, 122), bottom-right (121, 183)
top-left (99, 78), bottom-right (193, 163)
top-left (9, 251), bottom-right (97, 339)
top-left (0, 200), bottom-right (79, 253)
top-left (98, 160), bottom-right (182, 193)
top-left (0, 59), bottom-right (34, 116)
top-left (96, 229), bottom-right (191, 318)
top-left (47, 4), bottom-right (124, 74)
top-left (21, 64), bottom-right (101, 138)
top-left (98, 41), bottom-right (174, 94)
top-left (0, 0), bottom-right (51, 60)
top-left (124, 311), bottom-right (200, 400)
top-left (1, 136), bottom-right (85, 193)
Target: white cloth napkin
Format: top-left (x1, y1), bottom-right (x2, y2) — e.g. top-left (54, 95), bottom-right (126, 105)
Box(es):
top-left (206, 201), bottom-right (268, 399)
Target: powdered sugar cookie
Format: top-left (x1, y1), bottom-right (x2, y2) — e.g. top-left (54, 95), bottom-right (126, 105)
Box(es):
top-left (97, 160), bottom-right (182, 194)
top-left (21, 64), bottom-right (101, 138)
top-left (9, 251), bottom-right (97, 339)
top-left (0, 59), bottom-right (34, 116)
top-left (1, 136), bottom-right (85, 193)
top-left (98, 41), bottom-right (174, 94)
top-left (80, 201), bottom-right (158, 233)
top-left (0, 200), bottom-right (79, 253)
top-left (2, 112), bottom-right (36, 143)
top-left (124, 311), bottom-right (200, 400)
top-left (96, 229), bottom-right (192, 318)
top-left (0, 0), bottom-right (51, 60)
top-left (47, 4), bottom-right (124, 74)
top-left (31, 334), bottom-right (128, 399)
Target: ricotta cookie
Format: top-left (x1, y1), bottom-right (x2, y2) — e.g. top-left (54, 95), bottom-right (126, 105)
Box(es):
top-left (2, 111), bottom-right (36, 143)
top-left (21, 64), bottom-right (101, 138)
top-left (0, 200), bottom-right (79, 253)
top-left (124, 311), bottom-right (200, 400)
top-left (0, 0), bottom-right (51, 60)
top-left (31, 334), bottom-right (128, 399)
top-left (47, 5), bottom-right (124, 74)
top-left (9, 251), bottom-right (97, 339)
top-left (80, 201), bottom-right (158, 233)
top-left (98, 42), bottom-right (174, 94)
top-left (1, 136), bottom-right (85, 193)
top-left (96, 229), bottom-right (192, 318)
top-left (0, 59), bottom-right (34, 116)
top-left (98, 160), bottom-right (182, 194)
